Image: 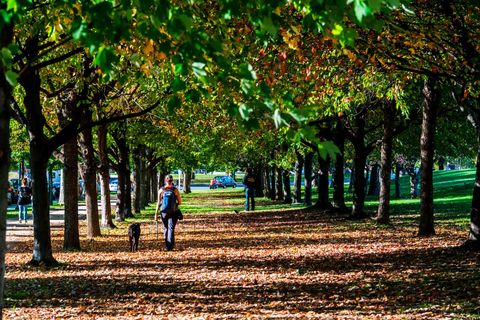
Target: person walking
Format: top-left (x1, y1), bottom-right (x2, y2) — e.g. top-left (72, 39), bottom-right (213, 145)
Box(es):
top-left (17, 177), bottom-right (32, 223)
top-left (155, 174), bottom-right (182, 251)
top-left (242, 168), bottom-right (256, 211)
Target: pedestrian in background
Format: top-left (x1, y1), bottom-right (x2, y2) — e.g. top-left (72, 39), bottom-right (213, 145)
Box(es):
top-left (17, 177), bottom-right (32, 223)
top-left (242, 168), bottom-right (256, 211)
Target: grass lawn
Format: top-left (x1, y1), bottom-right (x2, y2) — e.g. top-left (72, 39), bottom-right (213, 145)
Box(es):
top-left (4, 169), bottom-right (479, 319)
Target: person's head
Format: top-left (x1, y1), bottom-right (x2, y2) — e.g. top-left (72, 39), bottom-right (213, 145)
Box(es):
top-left (246, 167), bottom-right (253, 175)
top-left (165, 174), bottom-right (174, 185)
top-left (22, 177), bottom-right (28, 186)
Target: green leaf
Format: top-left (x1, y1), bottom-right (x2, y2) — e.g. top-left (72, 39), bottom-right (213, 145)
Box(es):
top-left (227, 102), bottom-right (238, 117)
top-left (1, 47), bottom-right (13, 66)
top-left (174, 63), bottom-right (185, 75)
top-left (332, 23), bottom-right (343, 36)
top-left (239, 103), bottom-right (252, 120)
top-left (239, 63), bottom-right (257, 80)
top-left (288, 109), bottom-right (307, 123)
top-left (93, 46), bottom-right (117, 73)
top-left (7, 0), bottom-right (18, 11)
top-left (71, 19), bottom-right (87, 40)
top-left (185, 89), bottom-right (201, 103)
top-left (5, 70), bottom-right (18, 86)
top-left (192, 61), bottom-right (207, 78)
top-left (240, 79), bottom-right (254, 95)
top-left (354, 0), bottom-right (372, 22)
top-left (318, 140), bottom-right (340, 159)
top-left (171, 77), bottom-right (186, 92)
top-left (273, 109), bottom-right (288, 128)
top-left (368, 0), bottom-right (382, 12)
top-left (260, 15), bottom-right (278, 35)
top-left (167, 95), bottom-right (181, 114)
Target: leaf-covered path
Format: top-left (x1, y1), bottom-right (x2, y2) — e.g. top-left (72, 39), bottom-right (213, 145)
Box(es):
top-left (4, 194), bottom-right (479, 319)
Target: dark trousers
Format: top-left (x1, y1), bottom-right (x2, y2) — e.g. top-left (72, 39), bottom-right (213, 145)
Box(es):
top-left (161, 213), bottom-right (178, 251)
top-left (245, 187), bottom-right (255, 211)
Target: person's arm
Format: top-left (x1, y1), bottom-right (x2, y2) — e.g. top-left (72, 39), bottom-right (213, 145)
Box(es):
top-left (174, 189), bottom-right (182, 206)
top-left (155, 189), bottom-right (163, 221)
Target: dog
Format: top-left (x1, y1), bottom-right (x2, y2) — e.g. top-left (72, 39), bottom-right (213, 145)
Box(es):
top-left (128, 223), bottom-right (141, 252)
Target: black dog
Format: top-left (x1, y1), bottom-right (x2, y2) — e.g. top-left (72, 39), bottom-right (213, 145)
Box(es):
top-left (128, 223), bottom-right (141, 252)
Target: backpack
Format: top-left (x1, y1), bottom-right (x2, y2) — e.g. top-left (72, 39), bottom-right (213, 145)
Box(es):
top-left (161, 187), bottom-right (176, 214)
top-left (19, 187), bottom-right (31, 204)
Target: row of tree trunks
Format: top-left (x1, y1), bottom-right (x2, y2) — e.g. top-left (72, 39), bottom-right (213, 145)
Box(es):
top-left (0, 15), bottom-right (13, 314)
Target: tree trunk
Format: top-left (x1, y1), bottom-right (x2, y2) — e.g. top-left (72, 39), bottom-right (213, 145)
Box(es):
top-left (376, 102), bottom-right (395, 224)
top-left (304, 152), bottom-right (314, 206)
top-left (118, 131), bottom-right (133, 221)
top-left (293, 151), bottom-right (304, 204)
top-left (140, 146), bottom-right (149, 209)
top-left (314, 155), bottom-right (331, 209)
top-left (125, 164), bottom-right (133, 218)
top-left (348, 167), bottom-right (354, 193)
top-left (133, 147), bottom-right (141, 214)
top-left (0, 20), bottom-right (13, 312)
top-left (19, 37), bottom-right (57, 265)
top-left (282, 170), bottom-right (292, 204)
top-left (351, 147), bottom-right (367, 219)
top-left (116, 168), bottom-right (126, 222)
top-left (263, 166), bottom-right (271, 199)
top-left (418, 76), bottom-right (438, 236)
top-left (30, 149), bottom-right (57, 265)
top-left (332, 118), bottom-right (346, 209)
top-left (270, 166), bottom-right (276, 200)
top-left (150, 167), bottom-right (158, 201)
top-left (98, 124), bottom-right (115, 229)
top-left (63, 137), bottom-right (81, 249)
top-left (467, 146), bottom-right (480, 246)
top-left (368, 161), bottom-right (380, 196)
top-left (58, 168), bottom-right (65, 205)
top-left (276, 167), bottom-right (284, 201)
top-left (183, 168), bottom-right (192, 194)
top-left (79, 124), bottom-right (101, 238)
top-left (254, 165), bottom-right (264, 197)
top-left (394, 162), bottom-right (402, 199)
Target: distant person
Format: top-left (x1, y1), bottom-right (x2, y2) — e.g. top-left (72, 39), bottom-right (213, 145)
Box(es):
top-left (17, 177), bottom-right (32, 223)
top-left (242, 168), bottom-right (256, 211)
top-left (155, 175), bottom-right (182, 251)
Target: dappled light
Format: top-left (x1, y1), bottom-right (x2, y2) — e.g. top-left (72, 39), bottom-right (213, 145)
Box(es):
top-left (4, 189), bottom-right (479, 319)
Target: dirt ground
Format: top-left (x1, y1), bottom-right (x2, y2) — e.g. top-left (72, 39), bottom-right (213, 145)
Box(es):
top-left (4, 208), bottom-right (479, 319)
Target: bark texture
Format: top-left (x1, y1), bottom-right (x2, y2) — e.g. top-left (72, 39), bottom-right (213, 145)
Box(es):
top-left (376, 102), bottom-right (395, 224)
top-left (418, 76), bottom-right (438, 236)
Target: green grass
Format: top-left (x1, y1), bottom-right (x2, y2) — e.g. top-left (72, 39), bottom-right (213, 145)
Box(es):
top-left (142, 169), bottom-right (476, 227)
top-left (361, 169), bottom-right (475, 226)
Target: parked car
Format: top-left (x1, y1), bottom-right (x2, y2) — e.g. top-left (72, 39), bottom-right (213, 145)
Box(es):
top-left (7, 181), bottom-right (17, 205)
top-left (209, 176), bottom-right (237, 189)
top-left (109, 177), bottom-right (118, 192)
